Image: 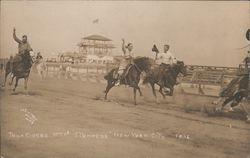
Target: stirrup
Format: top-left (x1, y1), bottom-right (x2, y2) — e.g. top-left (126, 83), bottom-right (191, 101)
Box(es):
top-left (115, 80), bottom-right (120, 86)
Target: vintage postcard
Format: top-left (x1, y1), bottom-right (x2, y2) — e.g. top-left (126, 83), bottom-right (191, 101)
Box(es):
top-left (0, 1), bottom-right (249, 158)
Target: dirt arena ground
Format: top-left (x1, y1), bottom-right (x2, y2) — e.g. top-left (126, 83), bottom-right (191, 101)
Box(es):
top-left (1, 72), bottom-right (250, 158)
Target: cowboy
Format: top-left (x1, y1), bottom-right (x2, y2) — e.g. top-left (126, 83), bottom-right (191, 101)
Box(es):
top-left (156, 44), bottom-right (177, 66)
top-left (11, 27), bottom-right (33, 71)
top-left (115, 38), bottom-right (134, 86)
top-left (155, 44), bottom-right (177, 86)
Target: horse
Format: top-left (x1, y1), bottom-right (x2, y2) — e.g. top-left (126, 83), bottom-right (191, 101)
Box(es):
top-left (34, 59), bottom-right (47, 79)
top-left (213, 74), bottom-right (250, 121)
top-left (143, 61), bottom-right (187, 102)
top-left (4, 51), bottom-right (33, 91)
top-left (104, 57), bottom-right (154, 105)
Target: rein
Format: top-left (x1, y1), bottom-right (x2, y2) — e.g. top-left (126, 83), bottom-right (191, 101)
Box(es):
top-left (132, 62), bottom-right (142, 73)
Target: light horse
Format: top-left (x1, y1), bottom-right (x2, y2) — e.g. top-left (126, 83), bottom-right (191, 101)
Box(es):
top-left (34, 59), bottom-right (47, 79)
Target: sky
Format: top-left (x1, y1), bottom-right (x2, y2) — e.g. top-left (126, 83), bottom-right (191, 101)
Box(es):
top-left (0, 1), bottom-right (249, 66)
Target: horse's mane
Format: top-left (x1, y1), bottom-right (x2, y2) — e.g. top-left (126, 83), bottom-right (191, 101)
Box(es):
top-left (134, 56), bottom-right (151, 60)
top-left (134, 56), bottom-right (154, 64)
top-left (176, 60), bottom-right (184, 64)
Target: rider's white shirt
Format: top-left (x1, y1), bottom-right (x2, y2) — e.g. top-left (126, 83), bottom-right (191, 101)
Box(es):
top-left (156, 51), bottom-right (177, 65)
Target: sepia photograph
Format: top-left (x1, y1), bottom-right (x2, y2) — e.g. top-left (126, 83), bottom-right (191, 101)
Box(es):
top-left (0, 1), bottom-right (250, 158)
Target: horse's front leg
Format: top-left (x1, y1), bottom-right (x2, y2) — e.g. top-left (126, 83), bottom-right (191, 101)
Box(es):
top-left (216, 97), bottom-right (234, 112)
top-left (104, 80), bottom-right (114, 100)
top-left (240, 99), bottom-right (250, 122)
top-left (159, 86), bottom-right (166, 99)
top-left (150, 82), bottom-right (159, 103)
top-left (212, 97), bottom-right (223, 105)
top-left (24, 77), bottom-right (29, 90)
top-left (13, 77), bottom-right (19, 92)
top-left (133, 87), bottom-right (137, 105)
top-left (9, 74), bottom-right (15, 86)
top-left (169, 86), bottom-right (174, 96)
top-left (135, 85), bottom-right (143, 97)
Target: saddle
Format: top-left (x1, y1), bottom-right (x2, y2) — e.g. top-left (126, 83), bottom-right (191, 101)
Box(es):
top-left (113, 64), bottom-right (133, 80)
top-left (12, 54), bottom-right (22, 62)
top-left (11, 53), bottom-right (33, 71)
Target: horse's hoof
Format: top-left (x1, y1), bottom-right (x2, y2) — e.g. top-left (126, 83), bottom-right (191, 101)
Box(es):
top-left (215, 107), bottom-right (222, 112)
top-left (246, 119), bottom-right (250, 123)
top-left (228, 107), bottom-right (234, 112)
top-left (246, 115), bottom-right (250, 123)
top-left (212, 101), bottom-right (218, 105)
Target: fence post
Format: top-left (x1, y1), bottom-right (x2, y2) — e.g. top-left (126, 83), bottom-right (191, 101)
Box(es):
top-left (77, 66), bottom-right (81, 80)
top-left (86, 66), bottom-right (89, 82)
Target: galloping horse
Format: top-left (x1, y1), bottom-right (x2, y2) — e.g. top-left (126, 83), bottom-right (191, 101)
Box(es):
top-left (4, 51), bottom-right (33, 91)
top-left (213, 73), bottom-right (250, 121)
top-left (143, 61), bottom-right (187, 102)
top-left (104, 57), bottom-right (153, 105)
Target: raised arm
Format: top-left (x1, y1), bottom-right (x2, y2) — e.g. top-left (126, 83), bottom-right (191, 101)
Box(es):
top-left (13, 28), bottom-right (21, 43)
top-left (121, 38), bottom-right (126, 54)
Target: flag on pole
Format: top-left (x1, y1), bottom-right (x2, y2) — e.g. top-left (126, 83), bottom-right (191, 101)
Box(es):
top-left (93, 18), bottom-right (99, 24)
top-left (152, 44), bottom-right (159, 60)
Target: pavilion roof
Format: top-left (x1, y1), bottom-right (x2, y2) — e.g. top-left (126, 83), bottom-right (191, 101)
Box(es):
top-left (82, 35), bottom-right (112, 41)
top-left (78, 43), bottom-right (115, 49)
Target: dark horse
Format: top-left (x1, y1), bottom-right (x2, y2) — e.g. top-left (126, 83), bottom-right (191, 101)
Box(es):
top-left (4, 51), bottom-right (33, 91)
top-left (104, 57), bottom-right (153, 105)
top-left (143, 61), bottom-right (187, 102)
top-left (214, 74), bottom-right (249, 110)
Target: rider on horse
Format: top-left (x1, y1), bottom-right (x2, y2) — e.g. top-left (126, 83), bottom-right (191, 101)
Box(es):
top-left (115, 38), bottom-right (134, 86)
top-left (153, 44), bottom-right (177, 86)
top-left (10, 27), bottom-right (33, 72)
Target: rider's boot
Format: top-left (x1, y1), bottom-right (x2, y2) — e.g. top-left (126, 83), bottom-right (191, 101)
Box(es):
top-left (115, 76), bottom-right (121, 86)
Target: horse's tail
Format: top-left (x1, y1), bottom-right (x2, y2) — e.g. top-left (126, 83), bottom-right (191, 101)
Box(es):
top-left (104, 73), bottom-right (109, 80)
top-left (104, 69), bottom-right (115, 80)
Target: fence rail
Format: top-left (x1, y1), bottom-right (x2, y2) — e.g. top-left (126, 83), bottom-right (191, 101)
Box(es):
top-left (45, 63), bottom-right (243, 86)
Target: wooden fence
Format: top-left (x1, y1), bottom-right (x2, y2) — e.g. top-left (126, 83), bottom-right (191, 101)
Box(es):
top-left (45, 62), bottom-right (243, 85)
top-left (12, 61), bottom-right (247, 96)
top-left (45, 62), bottom-right (113, 83)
